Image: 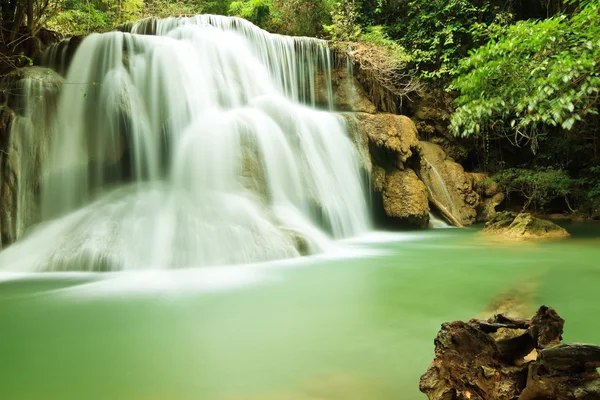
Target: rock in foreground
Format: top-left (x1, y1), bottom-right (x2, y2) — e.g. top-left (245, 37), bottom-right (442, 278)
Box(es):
top-left (483, 211), bottom-right (570, 239)
top-left (420, 306), bottom-right (600, 400)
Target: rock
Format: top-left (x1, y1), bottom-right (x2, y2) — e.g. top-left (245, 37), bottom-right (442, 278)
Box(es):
top-left (354, 112), bottom-right (421, 168)
top-left (0, 107), bottom-right (14, 247)
top-left (382, 168), bottom-right (429, 228)
top-left (317, 68), bottom-right (377, 113)
top-left (484, 211), bottom-right (570, 239)
top-left (418, 141), bottom-right (479, 226)
top-left (371, 165), bottom-right (386, 193)
top-left (470, 172), bottom-right (500, 198)
top-left (420, 306), bottom-right (600, 400)
top-left (479, 192), bottom-right (505, 222)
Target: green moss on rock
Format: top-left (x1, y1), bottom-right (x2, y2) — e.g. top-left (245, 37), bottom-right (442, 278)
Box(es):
top-left (483, 211), bottom-right (569, 239)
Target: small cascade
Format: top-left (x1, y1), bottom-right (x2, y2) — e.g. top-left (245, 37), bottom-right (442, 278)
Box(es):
top-left (0, 15), bottom-right (370, 271)
top-left (420, 156), bottom-right (463, 227)
top-left (428, 212), bottom-right (451, 229)
top-left (423, 158), bottom-right (456, 215)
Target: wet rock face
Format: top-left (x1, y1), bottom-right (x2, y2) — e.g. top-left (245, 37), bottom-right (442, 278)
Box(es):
top-left (382, 169), bottom-right (429, 228)
top-left (470, 172), bottom-right (505, 222)
top-left (0, 107), bottom-right (14, 247)
top-left (316, 68), bottom-right (377, 113)
top-left (484, 211), bottom-right (570, 239)
top-left (348, 113), bottom-right (429, 228)
top-left (418, 141), bottom-right (479, 226)
top-left (420, 306), bottom-right (600, 400)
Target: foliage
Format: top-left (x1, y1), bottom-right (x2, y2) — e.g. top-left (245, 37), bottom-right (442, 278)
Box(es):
top-left (46, 3), bottom-right (112, 34)
top-left (272, 0), bottom-right (331, 37)
top-left (494, 167), bottom-right (579, 212)
top-left (586, 166), bottom-right (600, 200)
top-left (324, 0), bottom-right (361, 41)
top-left (228, 0), bottom-right (273, 27)
top-left (449, 1), bottom-right (600, 151)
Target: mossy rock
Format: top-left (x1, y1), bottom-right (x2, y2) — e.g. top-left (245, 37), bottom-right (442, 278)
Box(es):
top-left (484, 212), bottom-right (569, 239)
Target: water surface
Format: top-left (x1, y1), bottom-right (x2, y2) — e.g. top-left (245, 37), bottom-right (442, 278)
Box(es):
top-left (1, 225), bottom-right (599, 399)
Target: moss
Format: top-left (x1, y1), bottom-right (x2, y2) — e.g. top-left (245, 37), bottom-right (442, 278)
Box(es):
top-left (483, 212), bottom-right (569, 239)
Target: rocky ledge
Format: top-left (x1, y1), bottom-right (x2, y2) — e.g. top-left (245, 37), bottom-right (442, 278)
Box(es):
top-left (420, 306), bottom-right (600, 400)
top-left (483, 211), bottom-right (570, 239)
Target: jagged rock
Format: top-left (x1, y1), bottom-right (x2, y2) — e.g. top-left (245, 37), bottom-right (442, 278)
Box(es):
top-left (354, 112), bottom-right (421, 169)
top-left (421, 306), bottom-right (600, 400)
top-left (418, 141), bottom-right (479, 226)
top-left (484, 211), bottom-right (570, 239)
top-left (317, 68), bottom-right (377, 113)
top-left (382, 168), bottom-right (429, 228)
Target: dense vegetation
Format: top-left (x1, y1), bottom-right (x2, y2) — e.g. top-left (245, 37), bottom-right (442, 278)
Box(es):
top-left (1, 0), bottom-right (599, 215)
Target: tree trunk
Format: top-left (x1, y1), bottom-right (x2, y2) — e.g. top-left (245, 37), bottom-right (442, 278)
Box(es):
top-left (26, 0), bottom-right (33, 32)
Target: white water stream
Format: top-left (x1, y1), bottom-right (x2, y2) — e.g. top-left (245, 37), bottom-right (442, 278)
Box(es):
top-left (0, 16), bottom-right (370, 271)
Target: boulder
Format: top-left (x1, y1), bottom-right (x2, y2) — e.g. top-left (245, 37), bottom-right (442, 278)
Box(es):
top-left (382, 168), bottom-right (429, 228)
top-left (484, 211), bottom-right (570, 239)
top-left (354, 112), bottom-right (421, 168)
top-left (418, 141), bottom-right (479, 226)
top-left (420, 306), bottom-right (600, 400)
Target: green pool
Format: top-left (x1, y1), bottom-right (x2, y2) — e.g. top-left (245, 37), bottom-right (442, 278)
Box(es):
top-left (1, 224), bottom-right (599, 400)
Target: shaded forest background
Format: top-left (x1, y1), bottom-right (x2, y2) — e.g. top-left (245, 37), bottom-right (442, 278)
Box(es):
top-left (1, 0), bottom-right (599, 216)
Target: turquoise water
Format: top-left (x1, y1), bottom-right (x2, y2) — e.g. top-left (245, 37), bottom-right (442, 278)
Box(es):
top-left (1, 225), bottom-right (599, 399)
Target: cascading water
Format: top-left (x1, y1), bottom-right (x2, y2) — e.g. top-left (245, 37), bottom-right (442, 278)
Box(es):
top-left (0, 16), bottom-right (370, 272)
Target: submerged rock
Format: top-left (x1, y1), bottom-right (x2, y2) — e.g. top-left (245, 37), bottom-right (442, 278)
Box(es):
top-left (420, 306), bottom-right (600, 400)
top-left (382, 169), bottom-right (429, 228)
top-left (484, 211), bottom-right (570, 239)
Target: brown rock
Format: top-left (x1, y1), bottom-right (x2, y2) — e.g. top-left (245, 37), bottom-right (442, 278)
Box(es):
top-left (316, 68), bottom-right (377, 113)
top-left (354, 113), bottom-right (420, 167)
top-left (479, 192), bottom-right (505, 222)
top-left (418, 141), bottom-right (479, 226)
top-left (420, 306), bottom-right (600, 400)
top-left (371, 165), bottom-right (386, 193)
top-left (382, 168), bottom-right (429, 227)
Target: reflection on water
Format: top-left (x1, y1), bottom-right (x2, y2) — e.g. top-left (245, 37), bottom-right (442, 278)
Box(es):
top-left (0, 226), bottom-right (599, 400)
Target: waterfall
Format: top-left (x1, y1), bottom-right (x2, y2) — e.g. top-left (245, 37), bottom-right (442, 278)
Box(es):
top-left (0, 16), bottom-right (370, 271)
